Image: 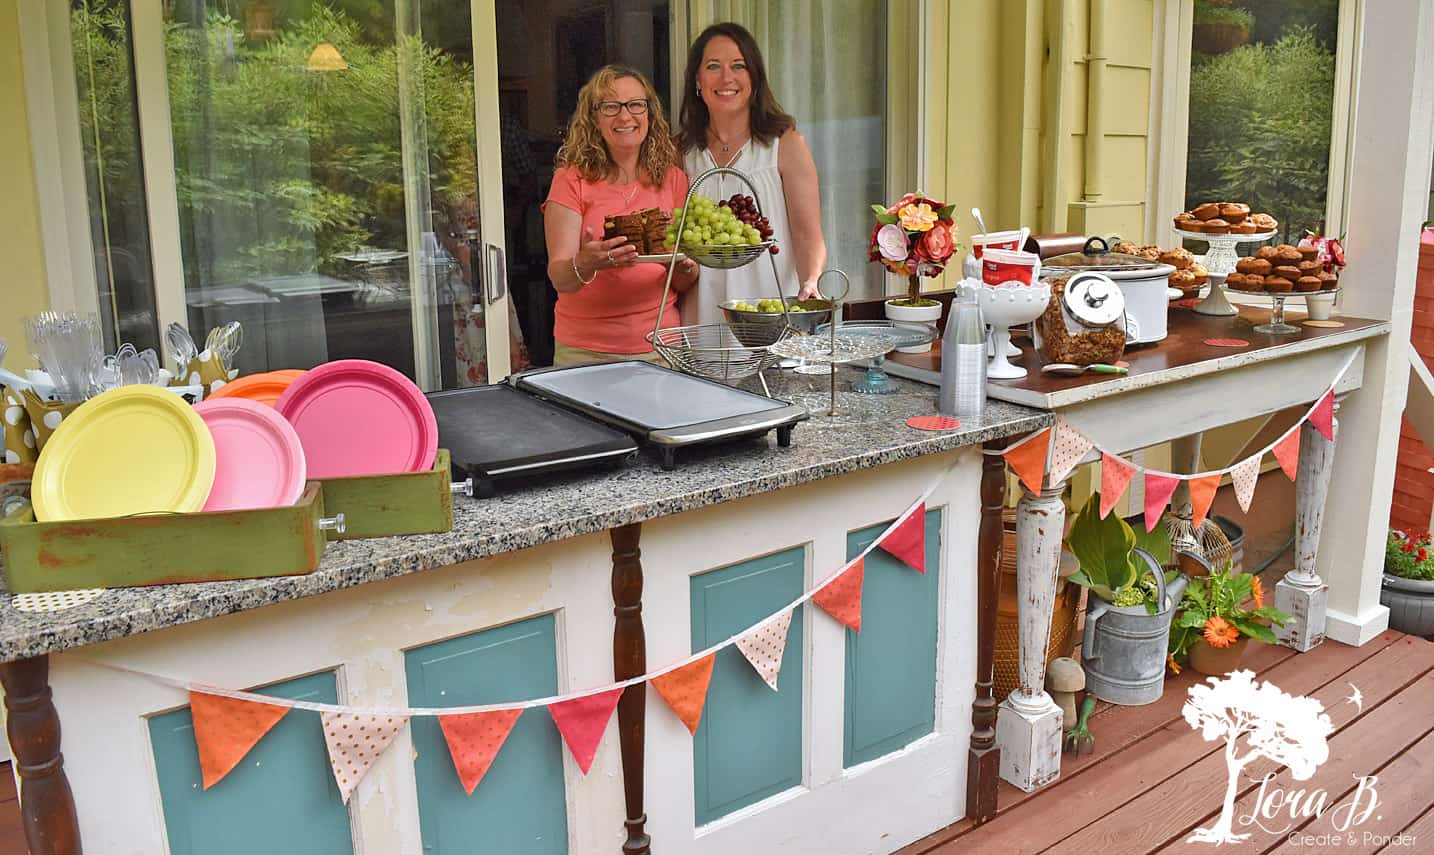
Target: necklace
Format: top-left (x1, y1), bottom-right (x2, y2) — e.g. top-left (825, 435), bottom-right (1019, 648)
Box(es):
top-left (613, 170), bottom-right (640, 207)
top-left (708, 128), bottom-right (747, 158)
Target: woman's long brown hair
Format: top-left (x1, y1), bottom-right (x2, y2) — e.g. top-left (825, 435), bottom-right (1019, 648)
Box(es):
top-left (675, 22), bottom-right (796, 154)
top-left (555, 65), bottom-right (678, 186)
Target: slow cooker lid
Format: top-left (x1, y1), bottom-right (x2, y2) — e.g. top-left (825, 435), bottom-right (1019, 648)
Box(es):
top-left (1044, 236), bottom-right (1162, 272)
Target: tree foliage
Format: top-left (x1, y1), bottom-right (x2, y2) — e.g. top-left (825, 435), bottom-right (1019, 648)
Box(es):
top-left (1186, 28), bottom-right (1336, 242)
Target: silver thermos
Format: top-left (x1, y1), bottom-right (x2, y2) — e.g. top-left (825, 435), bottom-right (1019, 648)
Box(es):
top-left (940, 299), bottom-right (987, 418)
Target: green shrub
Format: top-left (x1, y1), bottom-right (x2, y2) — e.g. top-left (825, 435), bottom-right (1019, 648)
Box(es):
top-left (1194, 2), bottom-right (1255, 30)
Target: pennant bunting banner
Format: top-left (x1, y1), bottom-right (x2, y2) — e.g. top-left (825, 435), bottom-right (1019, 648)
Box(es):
top-left (1188, 474), bottom-right (1222, 530)
top-left (1100, 454), bottom-right (1138, 518)
top-left (189, 690), bottom-right (291, 790)
top-left (548, 687), bottom-right (624, 775)
top-left (1230, 455), bottom-right (1261, 512)
top-left (1048, 418), bottom-right (1095, 485)
top-left (1143, 473), bottom-right (1181, 532)
top-left (1310, 390), bottom-right (1335, 441)
top-left (736, 609), bottom-right (793, 691)
top-left (878, 503), bottom-right (926, 573)
top-left (813, 558), bottom-right (865, 632)
top-left (438, 708), bottom-right (523, 796)
top-left (651, 654), bottom-right (716, 735)
top-left (1004, 428), bottom-right (1052, 494)
top-left (1273, 430), bottom-right (1301, 481)
top-left (321, 712), bottom-right (408, 804)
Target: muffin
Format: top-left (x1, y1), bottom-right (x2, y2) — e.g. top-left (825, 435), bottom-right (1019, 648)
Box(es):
top-left (1296, 276), bottom-right (1322, 292)
top-left (1236, 257), bottom-right (1272, 275)
top-left (1273, 265), bottom-right (1302, 281)
top-left (1160, 248), bottom-right (1195, 269)
top-left (1192, 202), bottom-right (1221, 221)
top-left (1275, 245), bottom-right (1303, 263)
top-left (1174, 214), bottom-right (1200, 231)
top-left (1255, 246), bottom-right (1280, 261)
top-left (1219, 203), bottom-right (1250, 223)
top-left (1298, 245), bottom-right (1320, 263)
top-left (1190, 263), bottom-right (1209, 284)
top-left (1249, 213), bottom-right (1278, 231)
top-left (1265, 277), bottom-right (1294, 293)
top-left (1113, 241), bottom-right (1141, 256)
top-left (1230, 221), bottom-right (1259, 234)
top-left (1170, 269), bottom-right (1199, 290)
top-left (1319, 272), bottom-right (1339, 290)
top-left (1203, 218), bottom-right (1231, 234)
top-left (1241, 275), bottom-right (1266, 292)
top-left (1298, 260), bottom-right (1323, 276)
top-left (1226, 272), bottom-right (1247, 289)
top-left (1137, 245), bottom-right (1162, 260)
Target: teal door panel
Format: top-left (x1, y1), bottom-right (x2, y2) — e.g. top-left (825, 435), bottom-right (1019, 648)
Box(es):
top-left (690, 546), bottom-right (805, 825)
top-left (844, 509), bottom-right (941, 767)
top-left (150, 671), bottom-right (353, 855)
top-left (405, 614), bottom-right (567, 854)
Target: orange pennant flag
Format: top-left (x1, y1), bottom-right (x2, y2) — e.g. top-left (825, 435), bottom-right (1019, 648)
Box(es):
top-left (189, 691), bottom-right (290, 790)
top-left (1004, 429), bottom-right (1052, 494)
top-left (813, 558), bottom-right (865, 632)
top-left (879, 503), bottom-right (926, 573)
top-left (1273, 430), bottom-right (1301, 481)
top-left (1188, 474), bottom-right (1222, 530)
top-left (651, 654), bottom-right (716, 735)
top-left (438, 708), bottom-right (523, 796)
top-left (1100, 454), bottom-right (1137, 518)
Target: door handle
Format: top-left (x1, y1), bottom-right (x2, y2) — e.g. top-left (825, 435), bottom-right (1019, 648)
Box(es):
top-left (484, 243), bottom-right (507, 305)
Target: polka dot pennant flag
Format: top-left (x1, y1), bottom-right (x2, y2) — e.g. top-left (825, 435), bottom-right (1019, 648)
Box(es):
top-left (188, 690), bottom-right (290, 790)
top-left (878, 503), bottom-right (926, 573)
top-left (548, 686), bottom-right (625, 775)
top-left (321, 712), bottom-right (408, 804)
top-left (736, 608), bottom-right (793, 691)
top-left (1003, 428), bottom-right (1052, 495)
top-left (1100, 454), bottom-right (1138, 519)
top-left (1230, 455), bottom-right (1261, 513)
top-left (1273, 429), bottom-right (1301, 481)
top-left (650, 654), bottom-right (716, 735)
top-left (1143, 473), bottom-right (1180, 532)
top-left (813, 557), bottom-right (865, 633)
top-left (1189, 474), bottom-right (1222, 530)
top-left (437, 708), bottom-right (523, 796)
top-left (1310, 390), bottom-right (1335, 441)
top-left (1048, 418), bottom-right (1094, 486)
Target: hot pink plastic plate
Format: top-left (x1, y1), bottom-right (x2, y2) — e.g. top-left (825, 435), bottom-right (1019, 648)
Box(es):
top-left (275, 359), bottom-right (438, 479)
top-left (194, 398), bottom-right (307, 511)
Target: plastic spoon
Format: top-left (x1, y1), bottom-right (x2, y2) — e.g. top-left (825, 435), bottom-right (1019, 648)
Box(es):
top-left (971, 207), bottom-right (991, 237)
top-left (166, 323), bottom-right (197, 377)
top-left (1041, 363), bottom-right (1128, 376)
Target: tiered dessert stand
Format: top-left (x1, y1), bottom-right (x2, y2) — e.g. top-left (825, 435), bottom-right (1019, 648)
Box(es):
top-left (1178, 227), bottom-right (1278, 317)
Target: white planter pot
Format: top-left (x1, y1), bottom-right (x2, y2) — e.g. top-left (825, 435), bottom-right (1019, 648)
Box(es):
top-left (884, 300), bottom-right (943, 352)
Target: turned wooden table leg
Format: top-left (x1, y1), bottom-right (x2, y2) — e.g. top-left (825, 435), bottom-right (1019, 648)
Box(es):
top-left (1277, 408), bottom-right (1337, 651)
top-left (996, 478), bottom-right (1067, 793)
top-left (967, 442), bottom-right (1006, 824)
top-left (610, 523), bottom-right (650, 855)
top-left (0, 656), bottom-right (81, 854)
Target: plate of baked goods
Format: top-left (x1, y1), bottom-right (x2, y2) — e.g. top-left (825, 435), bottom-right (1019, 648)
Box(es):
top-left (634, 252), bottom-right (688, 265)
top-left (1172, 201), bottom-right (1278, 236)
top-left (1224, 243), bottom-right (1340, 294)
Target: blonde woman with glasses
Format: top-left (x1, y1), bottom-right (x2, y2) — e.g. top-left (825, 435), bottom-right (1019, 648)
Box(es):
top-left (544, 65), bottom-right (700, 365)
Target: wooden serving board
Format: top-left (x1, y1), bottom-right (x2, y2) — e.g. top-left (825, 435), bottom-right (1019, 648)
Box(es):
top-left (0, 483), bottom-right (327, 593)
top-left (316, 448), bottom-right (454, 540)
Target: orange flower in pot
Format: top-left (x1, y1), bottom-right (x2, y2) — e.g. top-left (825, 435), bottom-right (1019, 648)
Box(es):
top-left (1170, 569), bottom-right (1288, 677)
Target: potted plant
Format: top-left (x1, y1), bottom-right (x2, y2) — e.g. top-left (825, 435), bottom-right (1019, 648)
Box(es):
top-left (1191, 0), bottom-right (1252, 55)
top-left (869, 193), bottom-right (960, 350)
top-left (1065, 496), bottom-right (1186, 706)
top-left (1381, 529), bottom-right (1434, 638)
top-left (1169, 568), bottom-right (1289, 676)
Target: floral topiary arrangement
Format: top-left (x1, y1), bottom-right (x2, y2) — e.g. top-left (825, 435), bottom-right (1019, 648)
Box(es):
top-left (868, 193), bottom-right (961, 306)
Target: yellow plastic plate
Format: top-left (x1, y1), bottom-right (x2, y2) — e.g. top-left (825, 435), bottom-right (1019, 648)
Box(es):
top-left (32, 385), bottom-right (216, 521)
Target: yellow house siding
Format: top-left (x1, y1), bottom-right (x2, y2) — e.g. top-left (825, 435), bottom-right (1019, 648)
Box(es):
top-left (0, 0), bottom-right (51, 361)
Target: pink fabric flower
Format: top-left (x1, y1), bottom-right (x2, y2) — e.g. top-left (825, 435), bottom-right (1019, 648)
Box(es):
top-left (877, 224), bottom-right (910, 262)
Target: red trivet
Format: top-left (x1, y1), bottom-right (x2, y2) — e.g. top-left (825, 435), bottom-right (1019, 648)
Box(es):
top-left (1204, 338), bottom-right (1250, 347)
top-left (907, 415), bottom-right (962, 431)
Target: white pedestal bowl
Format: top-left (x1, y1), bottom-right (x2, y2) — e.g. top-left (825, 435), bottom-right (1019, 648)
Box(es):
top-left (977, 282), bottom-right (1051, 380)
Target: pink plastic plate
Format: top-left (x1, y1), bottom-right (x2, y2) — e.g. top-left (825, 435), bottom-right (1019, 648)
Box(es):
top-left (194, 398), bottom-right (307, 511)
top-left (275, 359), bottom-right (438, 479)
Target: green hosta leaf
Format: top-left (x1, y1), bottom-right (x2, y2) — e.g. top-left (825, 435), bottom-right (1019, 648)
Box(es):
top-left (1132, 518), bottom-right (1173, 566)
top-left (1067, 497), bottom-right (1139, 594)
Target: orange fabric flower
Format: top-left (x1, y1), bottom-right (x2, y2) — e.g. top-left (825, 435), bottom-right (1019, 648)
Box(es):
top-left (898, 202), bottom-right (938, 232)
top-left (1250, 576), bottom-right (1265, 608)
top-left (1203, 616), bottom-right (1239, 648)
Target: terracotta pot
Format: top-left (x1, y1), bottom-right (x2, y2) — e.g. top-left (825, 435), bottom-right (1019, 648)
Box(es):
top-left (1192, 21), bottom-right (1249, 54)
top-left (1188, 635), bottom-right (1250, 676)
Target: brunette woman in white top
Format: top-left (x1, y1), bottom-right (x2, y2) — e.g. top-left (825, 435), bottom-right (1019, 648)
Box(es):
top-left (675, 22), bottom-right (828, 326)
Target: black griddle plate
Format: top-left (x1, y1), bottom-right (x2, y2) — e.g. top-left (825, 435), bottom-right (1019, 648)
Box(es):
top-left (427, 384), bottom-right (636, 496)
top-left (510, 361), bottom-right (808, 469)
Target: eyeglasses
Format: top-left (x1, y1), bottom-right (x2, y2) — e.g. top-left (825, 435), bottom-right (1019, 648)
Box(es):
top-left (595, 99), bottom-right (649, 117)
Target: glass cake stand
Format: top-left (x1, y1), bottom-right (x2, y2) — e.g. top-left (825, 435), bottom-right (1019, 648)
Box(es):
top-left (1173, 227), bottom-right (1277, 317)
top-left (1224, 287), bottom-right (1339, 335)
top-left (813, 321), bottom-right (939, 394)
top-left (769, 331), bottom-right (897, 416)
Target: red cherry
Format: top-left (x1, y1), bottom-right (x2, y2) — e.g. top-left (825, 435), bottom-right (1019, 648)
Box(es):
top-left (769, 245), bottom-right (780, 255)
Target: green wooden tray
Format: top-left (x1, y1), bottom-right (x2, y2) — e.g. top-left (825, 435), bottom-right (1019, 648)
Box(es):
top-left (316, 449), bottom-right (455, 540)
top-left (0, 483), bottom-right (328, 593)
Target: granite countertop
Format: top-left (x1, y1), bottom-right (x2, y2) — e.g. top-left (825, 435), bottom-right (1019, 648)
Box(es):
top-left (0, 368), bottom-right (1049, 662)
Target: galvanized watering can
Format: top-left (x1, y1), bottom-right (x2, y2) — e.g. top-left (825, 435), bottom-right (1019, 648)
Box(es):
top-left (1082, 548), bottom-right (1187, 706)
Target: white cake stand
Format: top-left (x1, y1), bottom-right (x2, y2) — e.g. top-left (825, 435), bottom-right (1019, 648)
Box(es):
top-left (1174, 228), bottom-right (1277, 317)
top-left (976, 282), bottom-right (1052, 379)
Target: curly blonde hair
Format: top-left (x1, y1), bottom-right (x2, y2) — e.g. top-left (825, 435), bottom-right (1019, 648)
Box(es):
top-left (555, 65), bottom-right (678, 186)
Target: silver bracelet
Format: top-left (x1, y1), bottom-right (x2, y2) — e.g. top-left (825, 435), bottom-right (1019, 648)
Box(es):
top-left (572, 255), bottom-right (596, 285)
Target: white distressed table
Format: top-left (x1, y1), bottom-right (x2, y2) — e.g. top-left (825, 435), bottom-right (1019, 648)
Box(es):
top-left (891, 307), bottom-right (1390, 792)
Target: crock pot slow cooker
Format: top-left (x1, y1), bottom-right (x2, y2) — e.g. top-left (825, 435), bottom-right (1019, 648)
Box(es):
top-left (1040, 237), bottom-right (1176, 344)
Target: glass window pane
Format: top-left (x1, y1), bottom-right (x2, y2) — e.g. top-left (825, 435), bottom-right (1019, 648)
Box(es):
top-left (1185, 0), bottom-right (1340, 242)
top-left (70, 0), bottom-right (161, 354)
